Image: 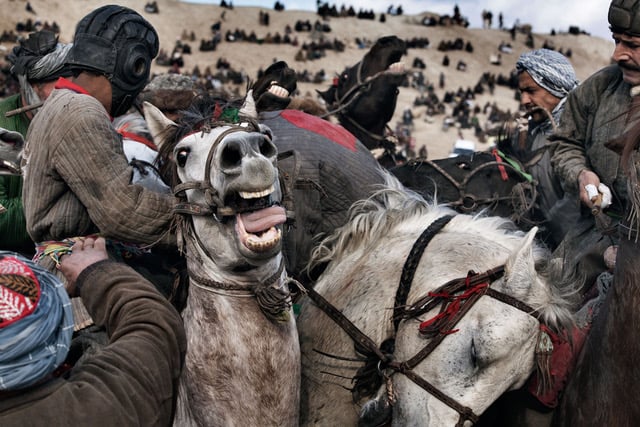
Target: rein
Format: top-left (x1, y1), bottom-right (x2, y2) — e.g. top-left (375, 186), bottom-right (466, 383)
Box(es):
top-left (305, 214), bottom-right (540, 426)
top-left (410, 156), bottom-right (537, 216)
top-left (320, 61), bottom-right (400, 151)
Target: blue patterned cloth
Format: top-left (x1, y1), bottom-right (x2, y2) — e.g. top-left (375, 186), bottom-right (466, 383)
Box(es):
top-left (0, 252), bottom-right (73, 390)
top-left (516, 48), bottom-right (579, 98)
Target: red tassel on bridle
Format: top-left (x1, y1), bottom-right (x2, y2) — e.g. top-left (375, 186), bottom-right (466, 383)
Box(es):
top-left (419, 279), bottom-right (489, 335)
top-left (492, 148), bottom-right (509, 181)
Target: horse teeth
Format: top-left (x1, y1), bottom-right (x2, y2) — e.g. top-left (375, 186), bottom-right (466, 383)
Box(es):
top-left (246, 228), bottom-right (282, 252)
top-left (268, 85), bottom-right (290, 98)
top-left (239, 184), bottom-right (275, 199)
top-left (388, 61), bottom-right (405, 73)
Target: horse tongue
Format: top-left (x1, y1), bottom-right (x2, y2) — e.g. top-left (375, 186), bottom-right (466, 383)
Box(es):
top-left (239, 206), bottom-right (286, 233)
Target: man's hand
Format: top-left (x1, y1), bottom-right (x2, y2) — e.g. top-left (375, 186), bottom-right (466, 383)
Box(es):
top-left (578, 169), bottom-right (606, 208)
top-left (59, 237), bottom-right (108, 296)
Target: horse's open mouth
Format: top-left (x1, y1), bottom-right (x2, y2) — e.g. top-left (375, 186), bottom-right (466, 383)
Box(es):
top-left (267, 82), bottom-right (290, 99)
top-left (0, 159), bottom-right (21, 175)
top-left (228, 185), bottom-right (286, 253)
top-left (385, 61), bottom-right (405, 75)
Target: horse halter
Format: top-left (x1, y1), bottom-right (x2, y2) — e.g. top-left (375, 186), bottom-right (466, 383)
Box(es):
top-left (173, 123), bottom-right (260, 220)
top-left (321, 61), bottom-right (398, 152)
top-left (305, 215), bottom-right (541, 426)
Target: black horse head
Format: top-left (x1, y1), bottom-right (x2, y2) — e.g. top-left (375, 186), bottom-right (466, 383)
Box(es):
top-left (390, 151), bottom-right (537, 226)
top-left (317, 35), bottom-right (408, 150)
top-left (251, 60), bottom-right (298, 112)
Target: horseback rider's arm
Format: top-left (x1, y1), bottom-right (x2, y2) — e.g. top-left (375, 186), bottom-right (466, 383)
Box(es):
top-left (65, 240), bottom-right (186, 424)
top-left (52, 97), bottom-right (176, 246)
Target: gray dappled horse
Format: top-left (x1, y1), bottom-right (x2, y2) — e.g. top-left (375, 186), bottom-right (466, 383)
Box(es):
top-left (296, 172), bottom-right (580, 426)
top-left (146, 95), bottom-right (300, 427)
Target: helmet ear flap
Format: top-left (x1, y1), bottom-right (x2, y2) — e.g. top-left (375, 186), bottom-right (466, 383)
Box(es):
top-left (118, 43), bottom-right (151, 84)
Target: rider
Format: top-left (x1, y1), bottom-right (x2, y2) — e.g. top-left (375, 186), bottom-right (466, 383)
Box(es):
top-left (506, 48), bottom-right (581, 250)
top-left (0, 237), bottom-right (186, 425)
top-left (21, 5), bottom-right (179, 281)
top-left (550, 0), bottom-right (640, 287)
top-left (0, 30), bottom-right (72, 256)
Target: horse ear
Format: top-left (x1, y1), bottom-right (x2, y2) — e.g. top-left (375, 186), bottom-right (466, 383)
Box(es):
top-left (239, 89), bottom-right (258, 120)
top-left (143, 101), bottom-right (177, 151)
top-left (316, 87), bottom-right (332, 104)
top-left (504, 227), bottom-right (539, 291)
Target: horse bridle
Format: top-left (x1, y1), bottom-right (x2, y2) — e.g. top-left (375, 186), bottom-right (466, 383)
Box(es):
top-left (170, 122), bottom-right (293, 322)
top-left (172, 122), bottom-right (263, 220)
top-left (305, 215), bottom-right (541, 426)
top-left (410, 155), bottom-right (537, 217)
top-left (321, 61), bottom-right (399, 152)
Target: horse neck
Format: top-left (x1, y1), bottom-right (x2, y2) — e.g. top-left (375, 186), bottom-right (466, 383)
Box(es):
top-left (178, 242), bottom-right (299, 426)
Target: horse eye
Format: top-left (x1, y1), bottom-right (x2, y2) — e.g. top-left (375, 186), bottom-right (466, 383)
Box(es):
top-left (176, 148), bottom-right (190, 167)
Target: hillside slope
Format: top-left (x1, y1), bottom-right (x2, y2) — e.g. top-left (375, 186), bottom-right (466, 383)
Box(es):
top-left (0, 0), bottom-right (614, 157)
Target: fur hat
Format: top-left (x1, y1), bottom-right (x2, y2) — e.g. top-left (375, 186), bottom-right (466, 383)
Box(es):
top-left (140, 73), bottom-right (197, 112)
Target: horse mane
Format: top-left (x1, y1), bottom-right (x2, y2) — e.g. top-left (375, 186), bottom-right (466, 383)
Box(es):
top-left (156, 93), bottom-right (246, 185)
top-left (113, 111), bottom-right (153, 142)
top-left (310, 170), bottom-right (579, 332)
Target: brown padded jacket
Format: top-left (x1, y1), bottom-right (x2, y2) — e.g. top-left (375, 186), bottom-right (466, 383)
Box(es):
top-left (22, 87), bottom-right (175, 246)
top-left (0, 260), bottom-right (187, 426)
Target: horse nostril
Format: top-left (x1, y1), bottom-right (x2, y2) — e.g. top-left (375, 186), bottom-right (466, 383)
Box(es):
top-left (220, 142), bottom-right (242, 168)
top-left (259, 138), bottom-right (276, 158)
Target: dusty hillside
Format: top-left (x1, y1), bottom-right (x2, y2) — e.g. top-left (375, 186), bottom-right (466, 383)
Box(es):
top-left (0, 0), bottom-right (614, 158)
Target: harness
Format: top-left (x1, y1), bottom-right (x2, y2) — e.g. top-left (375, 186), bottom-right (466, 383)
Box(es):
top-left (404, 152), bottom-right (537, 221)
top-left (171, 122), bottom-right (293, 322)
top-left (172, 125), bottom-right (255, 220)
top-left (304, 215), bottom-right (540, 426)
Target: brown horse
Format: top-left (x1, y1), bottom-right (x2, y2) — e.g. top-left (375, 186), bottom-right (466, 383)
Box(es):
top-left (550, 120), bottom-right (640, 426)
top-left (317, 35), bottom-right (408, 153)
top-left (251, 35), bottom-right (408, 158)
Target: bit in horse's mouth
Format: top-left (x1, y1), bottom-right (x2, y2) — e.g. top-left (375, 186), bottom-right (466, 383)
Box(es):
top-left (224, 190), bottom-right (277, 214)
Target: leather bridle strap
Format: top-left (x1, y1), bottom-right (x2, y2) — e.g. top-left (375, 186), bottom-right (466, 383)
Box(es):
top-left (391, 368), bottom-right (479, 427)
top-left (173, 125), bottom-right (257, 219)
top-left (393, 215), bottom-right (454, 330)
top-left (304, 285), bottom-right (389, 363)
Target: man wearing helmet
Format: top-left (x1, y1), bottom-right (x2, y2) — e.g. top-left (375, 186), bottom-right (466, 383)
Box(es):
top-left (22, 6), bottom-right (176, 267)
top-left (550, 0), bottom-right (640, 287)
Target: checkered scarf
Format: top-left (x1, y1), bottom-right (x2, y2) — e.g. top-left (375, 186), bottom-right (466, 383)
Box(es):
top-left (516, 48), bottom-right (579, 99)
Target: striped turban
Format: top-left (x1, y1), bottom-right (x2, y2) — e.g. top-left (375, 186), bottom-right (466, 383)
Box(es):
top-left (516, 48), bottom-right (579, 99)
top-left (0, 252), bottom-right (73, 390)
top-left (7, 30), bottom-right (72, 111)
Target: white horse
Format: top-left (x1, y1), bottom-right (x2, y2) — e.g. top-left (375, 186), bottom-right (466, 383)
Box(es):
top-left (297, 172), bottom-right (578, 426)
top-left (145, 93), bottom-right (300, 427)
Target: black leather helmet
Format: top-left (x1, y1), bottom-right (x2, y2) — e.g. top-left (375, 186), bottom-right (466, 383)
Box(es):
top-left (609, 0), bottom-right (640, 36)
top-left (66, 5), bottom-right (159, 116)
